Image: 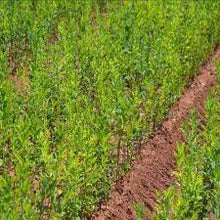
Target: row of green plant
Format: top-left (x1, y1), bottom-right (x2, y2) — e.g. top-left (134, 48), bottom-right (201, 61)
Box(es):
top-left (153, 60), bottom-right (220, 219)
top-left (1, 0), bottom-right (220, 219)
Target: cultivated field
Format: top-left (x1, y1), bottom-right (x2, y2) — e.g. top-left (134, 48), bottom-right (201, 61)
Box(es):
top-left (1, 1), bottom-right (220, 219)
top-left (154, 60), bottom-right (220, 220)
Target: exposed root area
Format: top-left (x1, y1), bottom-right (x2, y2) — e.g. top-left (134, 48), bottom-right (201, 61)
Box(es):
top-left (91, 46), bottom-right (220, 220)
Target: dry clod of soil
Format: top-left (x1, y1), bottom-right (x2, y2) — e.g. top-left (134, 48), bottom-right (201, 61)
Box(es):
top-left (91, 46), bottom-right (220, 220)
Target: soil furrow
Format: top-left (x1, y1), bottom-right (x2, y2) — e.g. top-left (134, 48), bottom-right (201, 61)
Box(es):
top-left (91, 46), bottom-right (220, 220)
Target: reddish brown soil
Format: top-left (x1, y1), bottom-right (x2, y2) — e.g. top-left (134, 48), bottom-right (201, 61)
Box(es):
top-left (8, 46), bottom-right (30, 96)
top-left (91, 46), bottom-right (220, 220)
top-left (49, 28), bottom-right (59, 44)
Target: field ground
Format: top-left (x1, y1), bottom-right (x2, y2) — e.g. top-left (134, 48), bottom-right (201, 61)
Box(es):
top-left (91, 46), bottom-right (220, 220)
top-left (1, 1), bottom-right (220, 220)
top-left (153, 57), bottom-right (220, 220)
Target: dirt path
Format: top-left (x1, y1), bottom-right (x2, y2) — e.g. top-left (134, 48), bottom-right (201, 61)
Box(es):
top-left (91, 46), bottom-right (220, 220)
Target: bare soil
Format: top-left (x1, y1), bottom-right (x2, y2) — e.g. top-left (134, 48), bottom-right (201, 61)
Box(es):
top-left (8, 46), bottom-right (30, 96)
top-left (91, 46), bottom-right (220, 220)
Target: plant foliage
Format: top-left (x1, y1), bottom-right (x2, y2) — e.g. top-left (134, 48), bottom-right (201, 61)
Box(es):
top-left (1, 0), bottom-right (220, 219)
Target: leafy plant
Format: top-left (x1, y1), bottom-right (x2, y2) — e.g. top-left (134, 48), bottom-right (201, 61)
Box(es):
top-left (1, 0), bottom-right (220, 219)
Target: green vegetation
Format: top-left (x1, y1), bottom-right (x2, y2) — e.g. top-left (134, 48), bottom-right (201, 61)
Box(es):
top-left (1, 0), bottom-right (220, 219)
top-left (153, 61), bottom-right (220, 219)
top-left (135, 202), bottom-right (147, 220)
